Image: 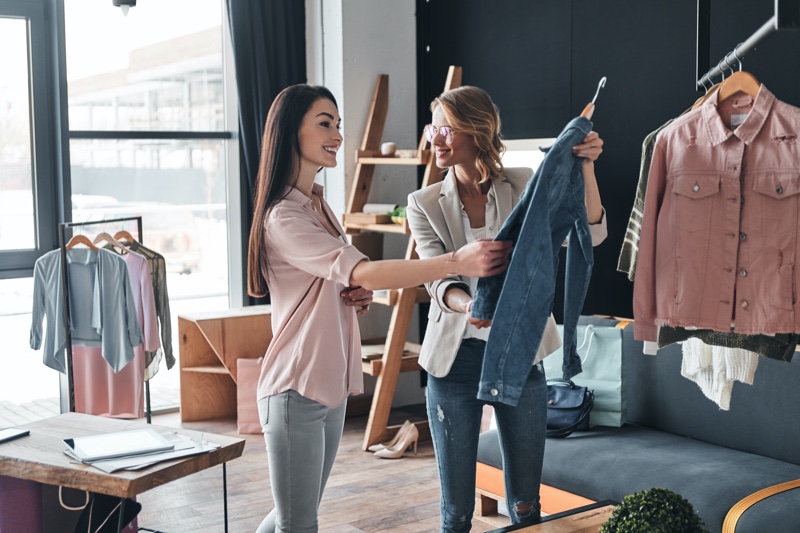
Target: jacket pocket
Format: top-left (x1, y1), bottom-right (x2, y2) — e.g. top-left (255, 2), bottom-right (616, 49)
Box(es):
top-left (671, 174), bottom-right (720, 231)
top-left (752, 173), bottom-right (800, 233)
top-left (769, 264), bottom-right (796, 311)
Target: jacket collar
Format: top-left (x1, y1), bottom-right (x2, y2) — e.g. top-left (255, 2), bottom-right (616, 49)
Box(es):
top-left (492, 174), bottom-right (514, 222)
top-left (438, 168), bottom-right (513, 248)
top-left (282, 183), bottom-right (346, 237)
top-left (282, 183), bottom-right (324, 206)
top-left (701, 83), bottom-right (775, 146)
top-left (438, 169), bottom-right (468, 251)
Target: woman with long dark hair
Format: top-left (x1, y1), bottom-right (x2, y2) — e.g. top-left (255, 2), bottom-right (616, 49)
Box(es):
top-left (248, 84), bottom-right (512, 533)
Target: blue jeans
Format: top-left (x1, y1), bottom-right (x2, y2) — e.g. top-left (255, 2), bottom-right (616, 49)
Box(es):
top-left (427, 338), bottom-right (547, 533)
top-left (256, 390), bottom-right (346, 533)
top-left (473, 116), bottom-right (595, 405)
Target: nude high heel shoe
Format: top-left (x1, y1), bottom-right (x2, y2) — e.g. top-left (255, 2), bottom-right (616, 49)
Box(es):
top-left (374, 423), bottom-right (419, 459)
top-left (367, 420), bottom-right (413, 452)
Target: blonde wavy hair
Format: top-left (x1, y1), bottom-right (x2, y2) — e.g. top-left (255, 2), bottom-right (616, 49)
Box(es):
top-left (431, 86), bottom-right (505, 183)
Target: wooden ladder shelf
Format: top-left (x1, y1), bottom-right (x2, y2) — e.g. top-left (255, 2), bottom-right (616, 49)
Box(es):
top-left (346, 66), bottom-right (462, 450)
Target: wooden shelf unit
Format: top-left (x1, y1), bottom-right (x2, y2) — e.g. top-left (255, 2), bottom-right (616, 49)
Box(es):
top-left (347, 66), bottom-right (462, 450)
top-left (178, 305), bottom-right (272, 422)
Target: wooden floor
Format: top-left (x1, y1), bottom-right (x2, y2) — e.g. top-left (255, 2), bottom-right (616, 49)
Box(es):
top-left (133, 413), bottom-right (510, 532)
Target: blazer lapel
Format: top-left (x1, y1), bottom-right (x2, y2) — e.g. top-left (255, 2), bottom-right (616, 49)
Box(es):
top-left (437, 170), bottom-right (468, 251)
top-left (492, 176), bottom-right (515, 222)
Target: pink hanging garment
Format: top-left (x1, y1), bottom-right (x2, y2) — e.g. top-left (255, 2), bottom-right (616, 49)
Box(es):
top-left (73, 250), bottom-right (160, 418)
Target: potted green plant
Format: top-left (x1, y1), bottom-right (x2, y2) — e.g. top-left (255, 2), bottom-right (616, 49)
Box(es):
top-left (600, 487), bottom-right (710, 533)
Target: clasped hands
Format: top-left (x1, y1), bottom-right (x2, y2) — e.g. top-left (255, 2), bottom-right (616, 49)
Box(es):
top-left (341, 285), bottom-right (373, 315)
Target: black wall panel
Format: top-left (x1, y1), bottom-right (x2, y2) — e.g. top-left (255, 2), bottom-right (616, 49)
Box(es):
top-left (419, 0), bottom-right (800, 319)
top-left (420, 0), bottom-right (572, 138)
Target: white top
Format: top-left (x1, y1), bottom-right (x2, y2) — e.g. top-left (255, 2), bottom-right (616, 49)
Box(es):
top-left (462, 221), bottom-right (491, 342)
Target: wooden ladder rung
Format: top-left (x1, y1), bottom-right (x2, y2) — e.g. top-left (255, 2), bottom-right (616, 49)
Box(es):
top-left (356, 149), bottom-right (431, 165)
top-left (372, 287), bottom-right (430, 307)
top-left (344, 220), bottom-right (409, 234)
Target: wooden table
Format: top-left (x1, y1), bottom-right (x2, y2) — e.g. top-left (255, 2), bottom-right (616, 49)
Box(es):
top-left (0, 412), bottom-right (245, 532)
top-left (488, 501), bottom-right (617, 533)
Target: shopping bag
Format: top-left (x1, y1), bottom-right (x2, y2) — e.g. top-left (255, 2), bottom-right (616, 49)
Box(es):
top-left (42, 485), bottom-right (138, 533)
top-left (237, 357), bottom-right (264, 434)
top-left (542, 316), bottom-right (628, 427)
top-left (0, 475), bottom-right (42, 532)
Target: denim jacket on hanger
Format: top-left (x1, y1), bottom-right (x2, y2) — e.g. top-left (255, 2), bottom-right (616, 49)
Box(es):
top-left (471, 116), bottom-right (595, 406)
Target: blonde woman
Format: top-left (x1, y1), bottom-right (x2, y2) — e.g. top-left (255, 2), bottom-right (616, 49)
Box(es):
top-left (406, 86), bottom-right (607, 531)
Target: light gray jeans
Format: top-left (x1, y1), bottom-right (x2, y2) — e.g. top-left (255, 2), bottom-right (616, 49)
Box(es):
top-left (256, 390), bottom-right (347, 533)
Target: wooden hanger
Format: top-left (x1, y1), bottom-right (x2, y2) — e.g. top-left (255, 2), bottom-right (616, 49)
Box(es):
top-left (580, 76), bottom-right (607, 119)
top-left (93, 232), bottom-right (127, 253)
top-left (113, 230), bottom-right (137, 245)
top-left (65, 234), bottom-right (98, 250)
top-left (692, 82), bottom-right (721, 110)
top-left (717, 71), bottom-right (760, 102)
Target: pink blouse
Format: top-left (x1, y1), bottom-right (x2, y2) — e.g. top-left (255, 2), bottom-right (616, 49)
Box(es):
top-left (257, 184), bottom-right (368, 408)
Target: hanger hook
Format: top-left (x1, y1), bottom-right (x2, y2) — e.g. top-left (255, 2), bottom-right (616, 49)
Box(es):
top-left (717, 58), bottom-right (726, 81)
top-left (723, 51), bottom-right (736, 74)
top-left (733, 44), bottom-right (743, 71)
top-left (590, 76), bottom-right (607, 105)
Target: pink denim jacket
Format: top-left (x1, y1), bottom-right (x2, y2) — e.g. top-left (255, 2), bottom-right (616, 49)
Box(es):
top-left (634, 85), bottom-right (800, 341)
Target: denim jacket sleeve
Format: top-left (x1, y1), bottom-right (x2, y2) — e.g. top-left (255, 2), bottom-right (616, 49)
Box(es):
top-left (407, 192), bottom-right (469, 313)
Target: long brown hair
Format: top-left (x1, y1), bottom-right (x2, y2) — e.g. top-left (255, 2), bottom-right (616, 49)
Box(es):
top-left (431, 86), bottom-right (505, 183)
top-left (247, 84), bottom-right (338, 297)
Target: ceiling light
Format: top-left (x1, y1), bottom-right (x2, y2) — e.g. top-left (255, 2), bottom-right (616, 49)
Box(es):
top-left (112, 0), bottom-right (136, 16)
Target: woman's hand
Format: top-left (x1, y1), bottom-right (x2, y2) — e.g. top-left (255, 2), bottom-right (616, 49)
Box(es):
top-left (452, 239), bottom-right (513, 278)
top-left (573, 131), bottom-right (604, 162)
top-left (465, 299), bottom-right (492, 329)
top-left (341, 285), bottom-right (373, 315)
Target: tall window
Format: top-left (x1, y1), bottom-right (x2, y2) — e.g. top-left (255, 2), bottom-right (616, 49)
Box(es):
top-left (0, 0), bottom-right (62, 413)
top-left (0, 1), bottom-right (56, 276)
top-left (0, 0), bottom-right (239, 415)
top-left (64, 0), bottom-right (238, 410)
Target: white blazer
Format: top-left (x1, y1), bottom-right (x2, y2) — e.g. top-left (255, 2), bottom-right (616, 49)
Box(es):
top-left (406, 167), bottom-right (607, 378)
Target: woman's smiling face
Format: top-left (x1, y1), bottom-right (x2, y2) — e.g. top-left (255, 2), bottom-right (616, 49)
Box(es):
top-left (297, 97), bottom-right (343, 171)
top-left (430, 104), bottom-right (478, 169)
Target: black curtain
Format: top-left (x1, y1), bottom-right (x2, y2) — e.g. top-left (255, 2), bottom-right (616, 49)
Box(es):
top-left (225, 0), bottom-right (306, 304)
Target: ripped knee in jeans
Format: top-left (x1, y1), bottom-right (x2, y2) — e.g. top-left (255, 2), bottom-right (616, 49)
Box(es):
top-left (513, 500), bottom-right (538, 519)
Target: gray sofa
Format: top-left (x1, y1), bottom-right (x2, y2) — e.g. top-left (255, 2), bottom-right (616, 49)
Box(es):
top-left (477, 317), bottom-right (800, 533)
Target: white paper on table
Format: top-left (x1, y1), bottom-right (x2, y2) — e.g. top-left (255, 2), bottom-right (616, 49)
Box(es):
top-left (67, 433), bottom-right (220, 473)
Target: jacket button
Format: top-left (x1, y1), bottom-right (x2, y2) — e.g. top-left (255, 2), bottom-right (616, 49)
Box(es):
top-left (692, 184), bottom-right (700, 193)
top-left (740, 269), bottom-right (747, 277)
top-left (490, 388), bottom-right (499, 396)
top-left (740, 232), bottom-right (747, 241)
top-left (777, 185), bottom-right (783, 195)
top-left (740, 300), bottom-right (749, 309)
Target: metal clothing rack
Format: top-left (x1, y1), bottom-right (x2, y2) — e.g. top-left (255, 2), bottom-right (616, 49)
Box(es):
top-left (58, 216), bottom-right (154, 424)
top-left (696, 0), bottom-right (800, 89)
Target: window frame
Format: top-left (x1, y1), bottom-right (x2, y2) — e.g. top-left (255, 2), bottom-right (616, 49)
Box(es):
top-left (0, 0), bottom-right (243, 307)
top-left (0, 0), bottom-right (60, 279)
